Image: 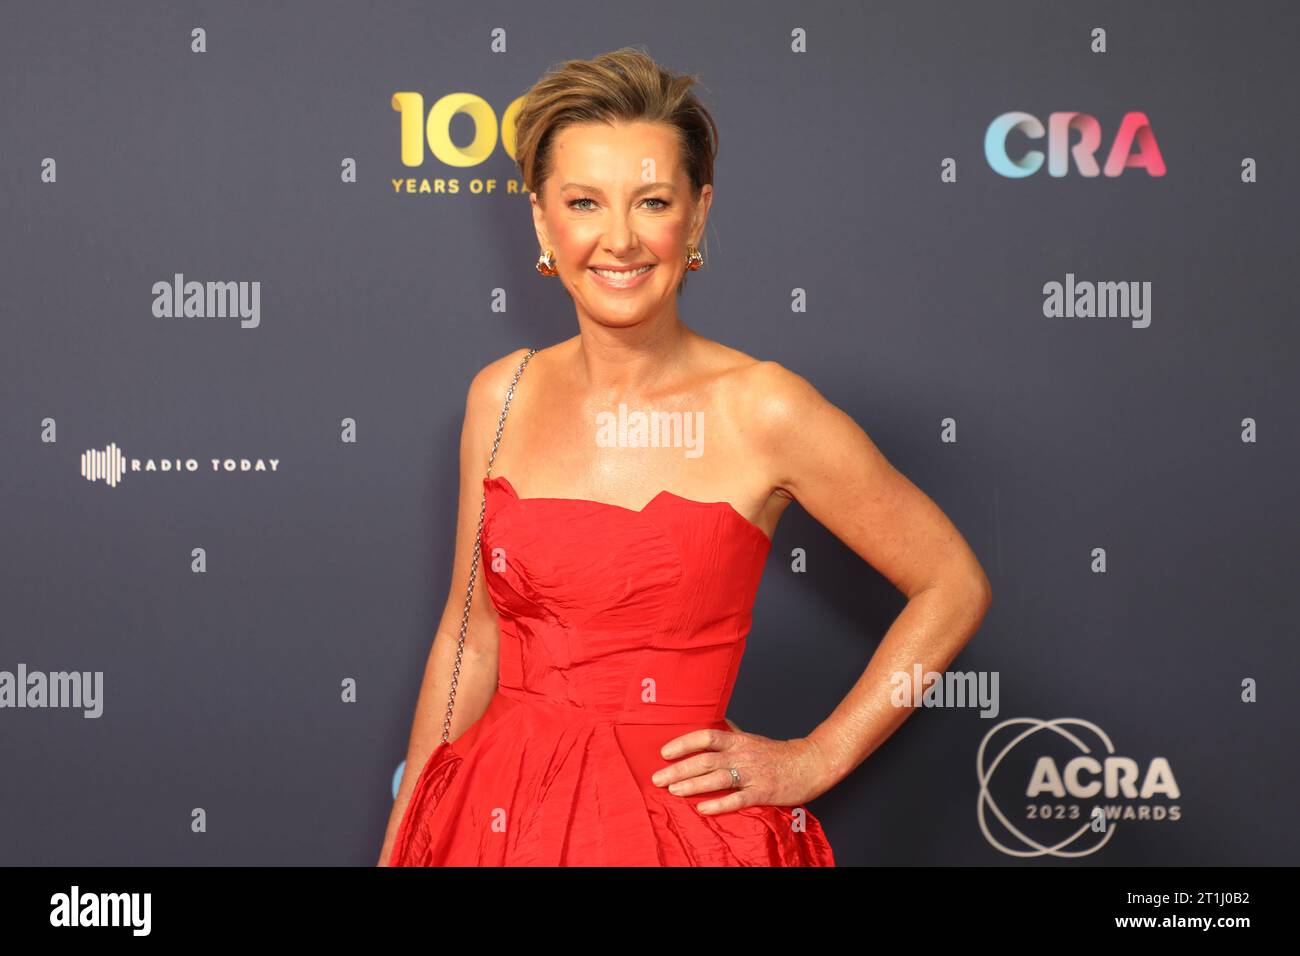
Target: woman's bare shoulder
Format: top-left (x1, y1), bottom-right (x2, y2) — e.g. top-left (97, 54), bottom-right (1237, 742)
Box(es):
top-left (709, 346), bottom-right (845, 482)
top-left (456, 346), bottom-right (548, 470)
top-left (697, 338), bottom-right (815, 420)
top-left (465, 345), bottom-right (553, 414)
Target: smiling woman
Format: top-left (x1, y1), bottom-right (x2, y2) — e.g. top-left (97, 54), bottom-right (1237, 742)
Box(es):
top-left (378, 46), bottom-right (991, 868)
top-left (515, 48), bottom-right (717, 305)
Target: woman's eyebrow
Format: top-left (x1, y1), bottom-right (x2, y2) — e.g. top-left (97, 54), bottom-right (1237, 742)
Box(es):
top-left (559, 181), bottom-right (675, 194)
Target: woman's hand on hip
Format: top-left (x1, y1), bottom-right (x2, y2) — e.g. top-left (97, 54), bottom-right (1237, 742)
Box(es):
top-left (650, 726), bottom-right (836, 814)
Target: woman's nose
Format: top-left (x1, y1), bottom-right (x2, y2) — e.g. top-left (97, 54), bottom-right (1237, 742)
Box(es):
top-left (602, 209), bottom-right (637, 252)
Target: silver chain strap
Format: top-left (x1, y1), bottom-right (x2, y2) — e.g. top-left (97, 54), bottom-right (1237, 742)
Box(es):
top-left (440, 347), bottom-right (538, 745)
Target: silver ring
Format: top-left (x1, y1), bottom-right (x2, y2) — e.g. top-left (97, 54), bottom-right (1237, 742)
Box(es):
top-left (728, 767), bottom-right (741, 788)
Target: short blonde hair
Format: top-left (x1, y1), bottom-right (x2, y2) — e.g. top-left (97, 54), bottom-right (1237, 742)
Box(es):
top-left (514, 46), bottom-right (720, 286)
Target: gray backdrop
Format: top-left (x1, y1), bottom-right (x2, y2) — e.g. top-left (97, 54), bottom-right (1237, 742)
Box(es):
top-left (2, 0), bottom-right (1296, 866)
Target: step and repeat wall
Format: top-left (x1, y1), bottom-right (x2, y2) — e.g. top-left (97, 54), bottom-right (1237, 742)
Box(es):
top-left (2, 0), bottom-right (1296, 865)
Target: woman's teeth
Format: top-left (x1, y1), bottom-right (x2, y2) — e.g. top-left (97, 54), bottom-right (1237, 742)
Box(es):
top-left (592, 265), bottom-right (653, 279)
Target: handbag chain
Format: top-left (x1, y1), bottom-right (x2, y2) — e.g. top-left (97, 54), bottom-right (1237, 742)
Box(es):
top-left (440, 347), bottom-right (538, 744)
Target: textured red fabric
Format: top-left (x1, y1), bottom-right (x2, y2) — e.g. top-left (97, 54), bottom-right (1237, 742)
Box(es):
top-left (387, 473), bottom-right (835, 866)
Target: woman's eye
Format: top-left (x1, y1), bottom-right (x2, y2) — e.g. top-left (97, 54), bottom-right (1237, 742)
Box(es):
top-left (567, 197), bottom-right (669, 211)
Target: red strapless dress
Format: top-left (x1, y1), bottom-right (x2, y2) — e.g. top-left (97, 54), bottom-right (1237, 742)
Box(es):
top-left (387, 473), bottom-right (835, 866)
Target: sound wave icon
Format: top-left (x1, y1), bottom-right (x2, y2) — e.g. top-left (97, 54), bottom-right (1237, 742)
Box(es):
top-left (81, 442), bottom-right (128, 488)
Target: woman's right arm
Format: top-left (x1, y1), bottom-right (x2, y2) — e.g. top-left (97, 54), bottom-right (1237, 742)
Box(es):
top-left (376, 349), bottom-right (531, 866)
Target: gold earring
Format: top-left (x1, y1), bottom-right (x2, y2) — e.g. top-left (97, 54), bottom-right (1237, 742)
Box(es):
top-left (685, 243), bottom-right (703, 271)
top-left (536, 248), bottom-right (558, 276)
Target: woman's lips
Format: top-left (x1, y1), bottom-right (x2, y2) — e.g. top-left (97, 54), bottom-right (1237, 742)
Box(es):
top-left (588, 264), bottom-right (655, 289)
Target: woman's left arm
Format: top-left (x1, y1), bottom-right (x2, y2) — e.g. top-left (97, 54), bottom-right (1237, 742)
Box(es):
top-left (751, 361), bottom-right (993, 793)
top-left (654, 361), bottom-right (992, 812)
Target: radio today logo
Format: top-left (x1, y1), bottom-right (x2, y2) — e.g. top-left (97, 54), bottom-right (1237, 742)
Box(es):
top-left (81, 441), bottom-right (280, 489)
top-left (977, 717), bottom-right (1180, 858)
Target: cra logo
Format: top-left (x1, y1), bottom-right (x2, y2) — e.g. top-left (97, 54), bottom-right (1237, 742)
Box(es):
top-left (977, 717), bottom-right (1181, 858)
top-left (985, 111), bottom-right (1167, 177)
top-left (391, 92), bottom-right (527, 167)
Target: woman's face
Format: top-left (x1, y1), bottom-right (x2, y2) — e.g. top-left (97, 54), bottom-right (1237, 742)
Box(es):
top-left (531, 120), bottom-right (711, 325)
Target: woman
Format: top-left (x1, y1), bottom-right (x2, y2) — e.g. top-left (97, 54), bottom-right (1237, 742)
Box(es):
top-left (378, 47), bottom-right (991, 866)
